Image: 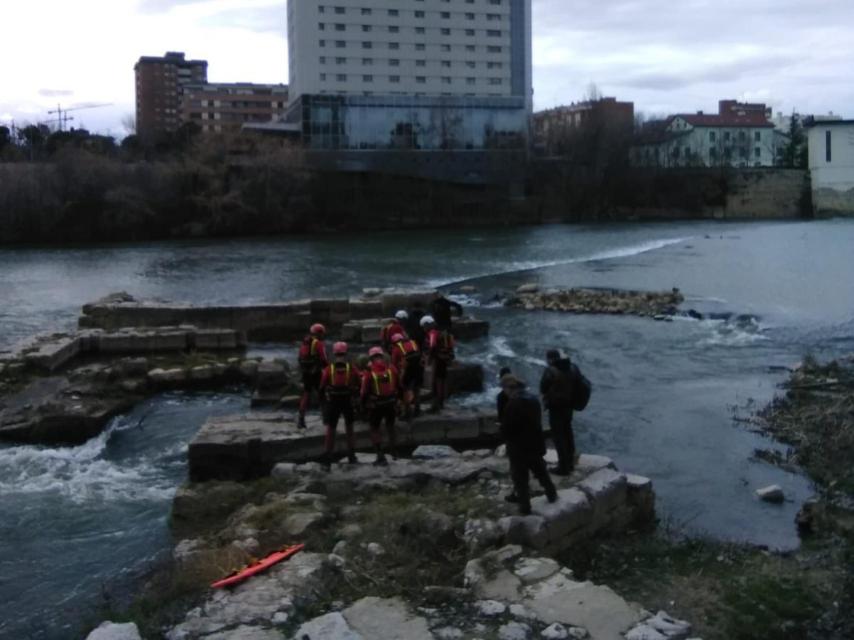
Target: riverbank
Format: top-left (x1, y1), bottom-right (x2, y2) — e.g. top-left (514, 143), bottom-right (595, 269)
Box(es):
top-left (0, 146), bottom-right (811, 245)
top-left (560, 357), bottom-right (854, 640)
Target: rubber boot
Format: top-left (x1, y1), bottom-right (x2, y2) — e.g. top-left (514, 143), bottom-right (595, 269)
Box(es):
top-left (373, 446), bottom-right (389, 467)
top-left (298, 413), bottom-right (308, 430)
top-left (321, 452), bottom-right (332, 472)
top-left (347, 452), bottom-right (358, 464)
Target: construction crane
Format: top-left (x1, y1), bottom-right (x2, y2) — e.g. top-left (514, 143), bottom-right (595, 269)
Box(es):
top-left (47, 103), bottom-right (112, 132)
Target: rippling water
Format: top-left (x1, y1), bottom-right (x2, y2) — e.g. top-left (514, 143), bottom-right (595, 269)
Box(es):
top-left (1, 220), bottom-right (853, 638)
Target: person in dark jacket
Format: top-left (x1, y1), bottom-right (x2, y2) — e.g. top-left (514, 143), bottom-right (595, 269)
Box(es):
top-left (407, 301), bottom-right (427, 350)
top-left (496, 367), bottom-right (512, 423)
top-left (430, 295), bottom-right (464, 332)
top-left (499, 374), bottom-right (557, 515)
top-left (539, 349), bottom-right (578, 476)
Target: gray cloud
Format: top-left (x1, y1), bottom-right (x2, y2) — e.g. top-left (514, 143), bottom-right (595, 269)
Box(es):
top-left (136, 0), bottom-right (211, 14)
top-left (38, 89), bottom-right (75, 98)
top-left (201, 6), bottom-right (285, 34)
top-left (531, 0), bottom-right (854, 114)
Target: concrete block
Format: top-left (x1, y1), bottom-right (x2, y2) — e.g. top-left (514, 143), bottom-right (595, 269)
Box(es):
top-left (151, 331), bottom-right (191, 352)
top-left (577, 469), bottom-right (628, 529)
top-left (349, 299), bottom-right (384, 319)
top-left (499, 515), bottom-right (550, 550)
top-left (194, 329), bottom-right (240, 350)
top-left (531, 488), bottom-right (592, 540)
top-left (24, 336), bottom-right (81, 372)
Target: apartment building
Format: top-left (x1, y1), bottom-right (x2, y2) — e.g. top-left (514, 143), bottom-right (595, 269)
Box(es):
top-left (632, 100), bottom-right (780, 169)
top-left (534, 98), bottom-right (635, 155)
top-left (135, 52), bottom-right (208, 141)
top-left (285, 0), bottom-right (532, 154)
top-left (181, 83), bottom-right (289, 134)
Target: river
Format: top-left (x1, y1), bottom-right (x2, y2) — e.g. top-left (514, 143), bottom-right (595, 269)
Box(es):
top-left (1, 219), bottom-right (853, 638)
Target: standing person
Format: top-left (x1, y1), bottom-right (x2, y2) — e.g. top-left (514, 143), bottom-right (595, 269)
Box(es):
top-left (297, 323), bottom-right (328, 430)
top-left (361, 347), bottom-right (400, 466)
top-left (496, 367), bottom-right (512, 424)
top-left (407, 302), bottom-right (427, 350)
top-left (422, 315), bottom-right (455, 412)
top-left (430, 295), bottom-right (464, 332)
top-left (539, 349), bottom-right (578, 475)
top-left (381, 311), bottom-right (409, 353)
top-left (319, 342), bottom-right (361, 468)
top-left (390, 332), bottom-right (423, 419)
top-left (499, 373), bottom-right (557, 515)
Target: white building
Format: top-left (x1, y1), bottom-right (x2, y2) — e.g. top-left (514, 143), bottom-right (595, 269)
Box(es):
top-left (632, 100), bottom-right (781, 169)
top-left (285, 0), bottom-right (532, 154)
top-left (807, 119), bottom-right (854, 216)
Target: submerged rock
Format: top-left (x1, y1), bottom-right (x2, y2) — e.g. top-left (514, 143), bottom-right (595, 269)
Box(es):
top-left (756, 484), bottom-right (785, 503)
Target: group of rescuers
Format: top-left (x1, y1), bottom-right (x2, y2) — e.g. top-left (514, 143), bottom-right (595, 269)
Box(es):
top-left (296, 296), bottom-right (588, 516)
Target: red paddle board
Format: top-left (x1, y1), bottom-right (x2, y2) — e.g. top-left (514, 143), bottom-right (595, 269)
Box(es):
top-left (211, 544), bottom-right (305, 589)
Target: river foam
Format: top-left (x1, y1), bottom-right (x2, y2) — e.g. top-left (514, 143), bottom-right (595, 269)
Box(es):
top-left (0, 418), bottom-right (177, 504)
top-left (427, 236), bottom-right (691, 288)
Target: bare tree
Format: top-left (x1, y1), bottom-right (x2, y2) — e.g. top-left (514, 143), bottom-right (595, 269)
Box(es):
top-left (120, 114), bottom-right (136, 136)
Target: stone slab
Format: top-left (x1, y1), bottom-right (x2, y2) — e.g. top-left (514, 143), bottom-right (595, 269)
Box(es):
top-left (342, 597), bottom-right (433, 640)
top-left (524, 582), bottom-right (643, 640)
top-left (189, 407), bottom-right (499, 481)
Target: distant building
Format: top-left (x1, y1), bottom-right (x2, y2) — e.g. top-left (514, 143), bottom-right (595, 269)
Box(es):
top-left (806, 118), bottom-right (854, 216)
top-left (282, 0), bottom-right (532, 183)
top-left (181, 83), bottom-right (289, 134)
top-left (632, 100), bottom-right (780, 168)
top-left (135, 52), bottom-right (208, 141)
top-left (533, 98), bottom-right (634, 154)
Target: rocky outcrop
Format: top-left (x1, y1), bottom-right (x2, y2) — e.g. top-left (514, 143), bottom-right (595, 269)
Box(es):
top-left (506, 287), bottom-right (684, 318)
top-left (85, 622), bottom-right (143, 640)
top-left (164, 443), bottom-right (669, 640)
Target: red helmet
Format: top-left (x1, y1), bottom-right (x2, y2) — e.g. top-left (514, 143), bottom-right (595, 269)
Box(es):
top-left (310, 323), bottom-right (326, 336)
top-left (333, 342), bottom-right (348, 355)
top-left (368, 346), bottom-right (385, 359)
top-left (391, 333), bottom-right (405, 343)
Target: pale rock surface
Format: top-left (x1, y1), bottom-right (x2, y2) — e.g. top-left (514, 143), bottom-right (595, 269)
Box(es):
top-left (499, 621), bottom-right (532, 640)
top-left (342, 597), bottom-right (433, 640)
top-left (294, 612), bottom-right (363, 640)
top-left (85, 622), bottom-right (142, 640)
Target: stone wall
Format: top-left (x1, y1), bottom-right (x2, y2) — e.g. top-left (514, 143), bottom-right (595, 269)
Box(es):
top-left (78, 290), bottom-right (485, 341)
top-left (812, 186), bottom-right (854, 217)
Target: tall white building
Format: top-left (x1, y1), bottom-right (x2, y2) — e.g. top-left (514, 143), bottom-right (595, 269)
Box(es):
top-left (807, 118), bottom-right (854, 216)
top-left (285, 0), bottom-right (532, 156)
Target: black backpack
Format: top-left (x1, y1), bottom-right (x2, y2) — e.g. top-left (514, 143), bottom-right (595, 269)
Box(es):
top-left (571, 364), bottom-right (592, 411)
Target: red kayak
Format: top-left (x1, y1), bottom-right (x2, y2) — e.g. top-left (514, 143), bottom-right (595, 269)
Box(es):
top-left (211, 544), bottom-right (305, 589)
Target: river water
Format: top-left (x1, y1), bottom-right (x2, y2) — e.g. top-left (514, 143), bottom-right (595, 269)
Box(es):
top-left (1, 220), bottom-right (853, 638)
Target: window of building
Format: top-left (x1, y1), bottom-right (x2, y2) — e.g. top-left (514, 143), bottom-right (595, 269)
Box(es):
top-left (826, 131), bottom-right (832, 162)
top-left (754, 131), bottom-right (761, 142)
top-left (709, 131), bottom-right (716, 142)
top-left (755, 147), bottom-right (761, 158)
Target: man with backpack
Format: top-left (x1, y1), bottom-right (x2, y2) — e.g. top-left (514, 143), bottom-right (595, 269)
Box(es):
top-left (361, 346), bottom-right (401, 466)
top-left (539, 349), bottom-right (591, 475)
top-left (381, 310), bottom-right (409, 353)
top-left (422, 315), bottom-right (455, 413)
top-left (297, 323), bottom-right (328, 430)
top-left (319, 342), bottom-right (361, 468)
top-left (390, 332), bottom-right (423, 419)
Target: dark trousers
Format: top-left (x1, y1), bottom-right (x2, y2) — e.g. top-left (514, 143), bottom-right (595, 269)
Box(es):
top-left (509, 450), bottom-right (556, 510)
top-left (368, 403), bottom-right (397, 450)
top-left (549, 405), bottom-right (576, 472)
top-left (324, 397), bottom-right (356, 454)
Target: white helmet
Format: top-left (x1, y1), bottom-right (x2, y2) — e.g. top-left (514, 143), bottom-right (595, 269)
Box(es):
top-left (395, 310), bottom-right (409, 321)
top-left (420, 315), bottom-right (436, 328)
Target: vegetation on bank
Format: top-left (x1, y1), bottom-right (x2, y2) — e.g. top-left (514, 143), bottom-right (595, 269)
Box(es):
top-left (1, 116), bottom-right (813, 245)
top-left (563, 356), bottom-right (854, 640)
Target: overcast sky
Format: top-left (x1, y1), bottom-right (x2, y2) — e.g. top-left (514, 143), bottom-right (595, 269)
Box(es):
top-left (1, 0), bottom-right (852, 137)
